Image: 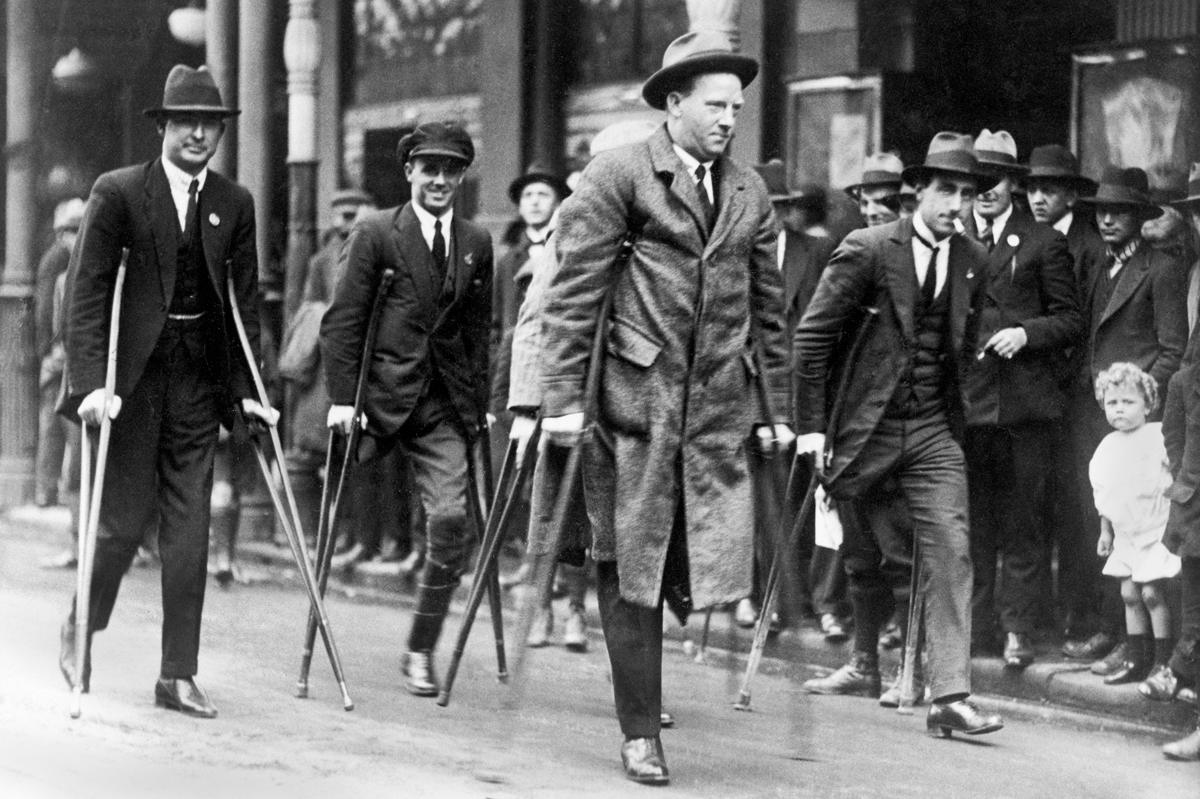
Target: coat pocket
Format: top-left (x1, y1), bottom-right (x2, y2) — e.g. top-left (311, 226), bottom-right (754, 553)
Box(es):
top-left (600, 316), bottom-right (662, 435)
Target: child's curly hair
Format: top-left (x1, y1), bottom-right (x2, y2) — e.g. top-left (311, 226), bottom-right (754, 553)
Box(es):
top-left (1094, 361), bottom-right (1158, 412)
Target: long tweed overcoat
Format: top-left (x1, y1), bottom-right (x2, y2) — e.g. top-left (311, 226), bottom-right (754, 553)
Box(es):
top-left (539, 125), bottom-right (790, 610)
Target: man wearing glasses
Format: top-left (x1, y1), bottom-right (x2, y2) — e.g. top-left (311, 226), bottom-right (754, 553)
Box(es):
top-left (321, 122), bottom-right (493, 698)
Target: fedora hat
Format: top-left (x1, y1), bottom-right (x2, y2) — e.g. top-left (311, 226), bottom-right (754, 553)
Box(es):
top-left (642, 30), bottom-right (758, 111)
top-left (508, 162), bottom-right (571, 204)
top-left (1022, 144), bottom-right (1097, 194)
top-left (843, 152), bottom-right (904, 199)
top-left (901, 132), bottom-right (999, 192)
top-left (1171, 162), bottom-right (1200, 211)
top-left (143, 64), bottom-right (239, 118)
top-left (973, 129), bottom-right (1027, 176)
top-left (752, 159), bottom-right (803, 202)
top-left (1078, 166), bottom-right (1163, 219)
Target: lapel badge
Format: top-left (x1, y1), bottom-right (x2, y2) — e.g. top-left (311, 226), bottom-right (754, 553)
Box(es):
top-left (465, 252), bottom-right (474, 266)
top-left (966, 269), bottom-right (975, 280)
top-left (1006, 233), bottom-right (1019, 248)
top-left (209, 212), bottom-right (221, 227)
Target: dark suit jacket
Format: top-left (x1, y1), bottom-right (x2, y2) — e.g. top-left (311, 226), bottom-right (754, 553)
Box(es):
top-left (781, 229), bottom-right (837, 335)
top-left (61, 159), bottom-right (260, 422)
top-left (1088, 240), bottom-right (1188, 398)
top-left (963, 211), bottom-right (1082, 426)
top-left (321, 202), bottom-right (493, 438)
top-left (793, 217), bottom-right (987, 496)
top-left (1065, 213), bottom-right (1106, 308)
top-left (1163, 363), bottom-right (1200, 558)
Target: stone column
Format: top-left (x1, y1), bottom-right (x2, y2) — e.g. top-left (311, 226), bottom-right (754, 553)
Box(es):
top-left (283, 0), bottom-right (320, 326)
top-left (477, 0), bottom-right (524, 237)
top-left (239, 0), bottom-right (276, 307)
top-left (0, 0), bottom-right (40, 505)
top-left (207, 0), bottom-right (238, 177)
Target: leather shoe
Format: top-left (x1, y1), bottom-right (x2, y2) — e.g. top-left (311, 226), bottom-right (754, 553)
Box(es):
top-left (1139, 664), bottom-right (1181, 701)
top-left (563, 608), bottom-right (588, 652)
top-left (402, 650), bottom-right (439, 697)
top-left (1103, 659), bottom-right (1151, 685)
top-left (659, 709), bottom-right (675, 729)
top-left (1003, 632), bottom-right (1034, 669)
top-left (820, 612), bottom-right (849, 643)
top-left (802, 652), bottom-right (880, 697)
top-left (1062, 631), bottom-right (1116, 661)
top-left (59, 618), bottom-right (91, 692)
top-left (154, 677), bottom-right (217, 718)
top-left (1090, 641), bottom-right (1129, 676)
top-left (1162, 726), bottom-right (1200, 761)
top-left (879, 664), bottom-right (925, 709)
top-left (926, 699), bottom-right (1003, 738)
top-left (620, 736), bottom-right (669, 785)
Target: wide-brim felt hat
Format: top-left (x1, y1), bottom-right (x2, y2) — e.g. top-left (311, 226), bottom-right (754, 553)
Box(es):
top-left (901, 132), bottom-right (1000, 192)
top-left (1170, 162), bottom-right (1200, 210)
top-left (973, 129), bottom-right (1027, 177)
top-left (843, 152), bottom-right (904, 198)
top-left (753, 158), bottom-right (803, 202)
top-left (143, 64), bottom-right (239, 118)
top-left (397, 121), bottom-right (475, 166)
top-left (642, 30), bottom-right (759, 111)
top-left (1077, 166), bottom-right (1163, 219)
top-left (508, 162), bottom-right (571, 204)
top-left (1022, 144), bottom-right (1097, 194)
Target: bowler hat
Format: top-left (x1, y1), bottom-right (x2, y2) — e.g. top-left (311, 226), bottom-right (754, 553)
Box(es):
top-left (143, 64), bottom-right (239, 118)
top-left (752, 159), bottom-right (803, 202)
top-left (397, 122), bottom-right (475, 167)
top-left (589, 119), bottom-right (659, 157)
top-left (642, 30), bottom-right (758, 111)
top-left (1078, 166), bottom-right (1163, 219)
top-left (1022, 144), bottom-right (1097, 194)
top-left (901, 132), bottom-right (999, 192)
top-left (973, 129), bottom-right (1027, 177)
top-left (331, 188), bottom-right (374, 208)
top-left (1171, 162), bottom-right (1200, 211)
top-left (508, 162), bottom-right (571, 204)
top-left (843, 153), bottom-right (904, 199)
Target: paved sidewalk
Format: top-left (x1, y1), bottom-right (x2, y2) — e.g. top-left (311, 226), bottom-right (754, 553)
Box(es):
top-left (10, 503), bottom-right (1194, 735)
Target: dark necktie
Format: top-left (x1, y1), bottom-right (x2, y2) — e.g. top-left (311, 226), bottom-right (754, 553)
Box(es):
top-left (694, 164), bottom-right (715, 230)
top-left (978, 222), bottom-right (993, 253)
top-left (432, 218), bottom-right (447, 280)
top-left (914, 232), bottom-right (937, 304)
top-left (184, 178), bottom-right (199, 242)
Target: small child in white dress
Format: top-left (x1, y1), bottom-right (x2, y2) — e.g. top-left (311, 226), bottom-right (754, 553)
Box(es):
top-left (1090, 363), bottom-right (1181, 687)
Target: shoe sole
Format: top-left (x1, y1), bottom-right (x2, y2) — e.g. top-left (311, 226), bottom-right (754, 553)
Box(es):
top-left (154, 695), bottom-right (217, 718)
top-left (564, 641), bottom-right (588, 652)
top-left (404, 684), bottom-right (439, 698)
top-left (928, 722), bottom-right (1003, 738)
top-left (626, 774), bottom-right (670, 785)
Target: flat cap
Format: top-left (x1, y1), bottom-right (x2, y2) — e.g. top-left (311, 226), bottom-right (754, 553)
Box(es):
top-left (331, 188), bottom-right (375, 208)
top-left (397, 122), bottom-right (475, 167)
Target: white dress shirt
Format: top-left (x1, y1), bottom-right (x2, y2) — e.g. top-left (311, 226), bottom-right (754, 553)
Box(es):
top-left (672, 143), bottom-right (714, 205)
top-left (411, 201), bottom-right (454, 253)
top-left (911, 212), bottom-right (949, 296)
top-left (161, 157), bottom-right (207, 233)
top-left (1052, 210), bottom-right (1074, 237)
top-left (973, 203), bottom-right (1012, 244)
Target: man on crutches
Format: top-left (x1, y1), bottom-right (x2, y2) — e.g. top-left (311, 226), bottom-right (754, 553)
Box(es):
top-left (321, 122), bottom-right (493, 699)
top-left (793, 133), bottom-right (1004, 739)
top-left (57, 65), bottom-right (277, 718)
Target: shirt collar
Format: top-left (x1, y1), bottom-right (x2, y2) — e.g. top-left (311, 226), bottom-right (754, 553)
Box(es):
top-left (911, 212), bottom-right (947, 248)
top-left (1052, 210), bottom-right (1074, 236)
top-left (411, 200), bottom-right (453, 231)
top-left (974, 203), bottom-right (1013, 240)
top-left (161, 156), bottom-right (207, 194)
top-left (671, 143), bottom-right (713, 174)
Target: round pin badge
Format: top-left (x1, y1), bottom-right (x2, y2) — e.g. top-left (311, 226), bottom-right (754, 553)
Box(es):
top-left (209, 213), bottom-right (221, 227)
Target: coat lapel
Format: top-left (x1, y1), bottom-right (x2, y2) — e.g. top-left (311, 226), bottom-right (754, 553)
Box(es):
top-left (198, 171), bottom-right (227, 300)
top-left (885, 218), bottom-right (918, 341)
top-left (948, 234), bottom-right (975, 353)
top-left (1100, 245), bottom-right (1151, 326)
top-left (146, 160), bottom-right (179, 307)
top-left (393, 204), bottom-right (438, 315)
top-left (705, 158), bottom-right (748, 256)
top-left (647, 127), bottom-right (709, 244)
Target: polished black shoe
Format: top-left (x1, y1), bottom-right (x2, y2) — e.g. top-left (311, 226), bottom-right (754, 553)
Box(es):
top-left (659, 709), bottom-right (675, 729)
top-left (402, 650), bottom-right (439, 697)
top-left (1062, 631), bottom-right (1116, 661)
top-left (926, 699), bottom-right (1003, 738)
top-left (154, 677), bottom-right (217, 718)
top-left (1103, 659), bottom-right (1151, 685)
top-left (620, 736), bottom-right (669, 785)
top-left (1090, 641), bottom-right (1129, 676)
top-left (1003, 632), bottom-right (1034, 669)
top-left (1139, 664), bottom-right (1181, 701)
top-left (59, 619), bottom-right (90, 693)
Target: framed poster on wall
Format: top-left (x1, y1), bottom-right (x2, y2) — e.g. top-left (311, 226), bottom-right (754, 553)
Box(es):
top-left (1072, 39), bottom-right (1200, 195)
top-left (784, 75), bottom-right (882, 191)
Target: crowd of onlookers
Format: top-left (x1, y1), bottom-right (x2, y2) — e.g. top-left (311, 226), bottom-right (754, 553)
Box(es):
top-left (28, 125), bottom-right (1199, 761)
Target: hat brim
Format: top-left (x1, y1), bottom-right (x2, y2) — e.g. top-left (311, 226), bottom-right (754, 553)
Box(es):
top-left (144, 105), bottom-right (240, 118)
top-left (403, 145), bottom-right (474, 166)
top-left (642, 53), bottom-right (759, 110)
top-left (901, 165), bottom-right (1000, 194)
top-left (1076, 196), bottom-right (1165, 220)
top-left (1021, 171), bottom-right (1098, 195)
top-left (508, 172), bottom-right (571, 204)
top-left (842, 180), bottom-right (902, 200)
top-left (1170, 195), bottom-right (1200, 212)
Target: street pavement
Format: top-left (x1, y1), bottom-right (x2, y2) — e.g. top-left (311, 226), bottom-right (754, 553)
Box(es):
top-left (1, 509), bottom-right (1195, 799)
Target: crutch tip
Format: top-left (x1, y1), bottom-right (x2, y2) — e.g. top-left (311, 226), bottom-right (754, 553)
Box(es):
top-left (733, 693), bottom-right (752, 712)
top-left (496, 671), bottom-right (509, 684)
top-left (69, 690), bottom-right (83, 719)
top-left (435, 692), bottom-right (450, 707)
top-left (342, 701), bottom-right (355, 712)
top-left (295, 684), bottom-right (309, 699)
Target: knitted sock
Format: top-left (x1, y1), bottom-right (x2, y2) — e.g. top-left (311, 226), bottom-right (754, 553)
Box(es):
top-left (1126, 633), bottom-right (1151, 667)
top-left (1155, 637), bottom-right (1176, 666)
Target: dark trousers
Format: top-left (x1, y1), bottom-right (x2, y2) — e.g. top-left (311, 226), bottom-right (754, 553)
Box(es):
top-left (965, 421), bottom-right (1054, 637)
top-left (840, 485), bottom-right (914, 655)
top-left (1066, 391), bottom-right (1125, 636)
top-left (809, 545), bottom-right (848, 617)
top-left (1171, 557), bottom-right (1200, 681)
top-left (597, 559), bottom-right (664, 739)
top-left (836, 414), bottom-right (973, 700)
top-left (71, 319), bottom-right (220, 678)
